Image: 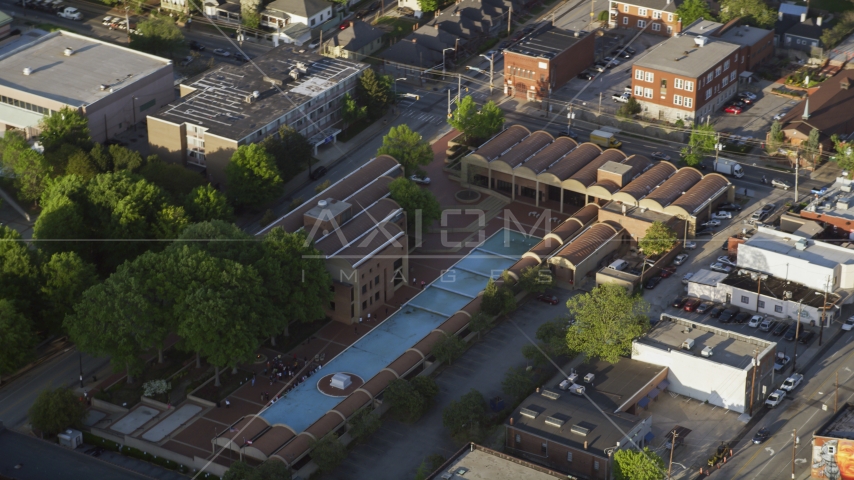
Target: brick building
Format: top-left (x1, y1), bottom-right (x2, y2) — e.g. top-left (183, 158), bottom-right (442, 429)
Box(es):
top-left (811, 403), bottom-right (854, 479)
top-left (503, 26), bottom-right (595, 101)
top-left (631, 19), bottom-right (773, 123)
top-left (505, 359), bottom-right (664, 479)
top-left (608, 0), bottom-right (680, 36)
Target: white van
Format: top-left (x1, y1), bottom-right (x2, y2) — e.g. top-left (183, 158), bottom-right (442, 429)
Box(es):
top-left (608, 259), bottom-right (629, 271)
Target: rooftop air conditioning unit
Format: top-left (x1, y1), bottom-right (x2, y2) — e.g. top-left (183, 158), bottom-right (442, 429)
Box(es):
top-left (64, 47), bottom-right (74, 56)
top-left (694, 35), bottom-right (708, 47)
top-left (795, 239), bottom-right (808, 251)
top-left (23, 67), bottom-right (32, 76)
top-left (783, 290), bottom-right (793, 299)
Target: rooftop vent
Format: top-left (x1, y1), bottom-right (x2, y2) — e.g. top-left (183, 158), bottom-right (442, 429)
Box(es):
top-left (318, 199), bottom-right (328, 208)
top-left (541, 390), bottom-right (561, 400)
top-left (571, 424), bottom-right (590, 436)
top-left (100, 84), bottom-right (110, 90)
top-left (252, 90), bottom-right (260, 99)
top-left (545, 416), bottom-right (565, 427)
top-left (695, 35), bottom-right (708, 47)
top-left (23, 67), bottom-right (32, 76)
top-left (63, 47), bottom-right (74, 56)
top-left (795, 238), bottom-right (808, 250)
top-left (783, 290), bottom-right (793, 299)
top-left (520, 407), bottom-right (539, 419)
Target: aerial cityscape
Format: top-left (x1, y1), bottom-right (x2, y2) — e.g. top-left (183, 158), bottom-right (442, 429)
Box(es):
top-left (1, 0), bottom-right (854, 477)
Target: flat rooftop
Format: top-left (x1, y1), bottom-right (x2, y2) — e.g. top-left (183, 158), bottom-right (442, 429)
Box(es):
top-left (508, 359), bottom-right (663, 454)
top-left (0, 30), bottom-right (171, 107)
top-left (715, 24), bottom-right (772, 47)
top-left (688, 268), bottom-right (728, 286)
top-left (634, 33), bottom-right (740, 78)
top-left (151, 46), bottom-right (365, 141)
top-left (430, 445), bottom-right (566, 480)
top-left (741, 230), bottom-right (854, 269)
top-left (720, 272), bottom-right (841, 309)
top-left (641, 316), bottom-right (772, 369)
top-left (504, 26), bottom-right (587, 58)
top-left (815, 403), bottom-right (854, 440)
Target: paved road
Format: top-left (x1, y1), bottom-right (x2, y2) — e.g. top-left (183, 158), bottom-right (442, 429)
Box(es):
top-left (0, 347), bottom-right (108, 429)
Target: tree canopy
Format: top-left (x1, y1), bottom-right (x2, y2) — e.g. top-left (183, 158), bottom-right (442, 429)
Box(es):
top-left (38, 107), bottom-right (92, 154)
top-left (39, 251), bottom-right (99, 334)
top-left (377, 125), bottom-right (433, 177)
top-left (225, 144), bottom-right (283, 209)
top-left (388, 177), bottom-right (442, 234)
top-left (432, 334), bottom-right (466, 365)
top-left (418, 0), bottom-right (438, 12)
top-left (802, 128), bottom-right (821, 169)
top-left (447, 96), bottom-right (505, 144)
top-left (719, 0), bottom-right (776, 28)
top-left (130, 17), bottom-right (185, 57)
top-left (358, 69), bottom-right (393, 119)
top-left (614, 447), bottom-right (666, 480)
top-left (185, 184), bottom-right (234, 222)
top-left (675, 0), bottom-right (712, 26)
top-left (767, 121), bottom-right (785, 155)
top-left (565, 284), bottom-right (650, 363)
top-left (261, 125), bottom-right (313, 184)
top-left (384, 378), bottom-right (427, 422)
top-left (311, 434), bottom-right (347, 473)
top-left (0, 131), bottom-right (53, 204)
top-left (0, 299), bottom-right (35, 384)
top-left (517, 265), bottom-right (554, 294)
top-left (832, 135), bottom-right (854, 178)
top-left (681, 123), bottom-right (716, 167)
top-left (638, 221), bottom-right (678, 257)
top-left (502, 366), bottom-right (536, 403)
top-left (481, 278), bottom-right (516, 316)
top-left (341, 92), bottom-right (367, 130)
top-left (442, 389), bottom-right (488, 443)
top-left (29, 387), bottom-right (87, 436)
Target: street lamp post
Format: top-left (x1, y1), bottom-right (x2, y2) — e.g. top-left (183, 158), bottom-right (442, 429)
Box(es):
top-left (442, 47), bottom-right (455, 75)
top-left (78, 352), bottom-right (84, 388)
top-left (393, 77), bottom-right (406, 105)
top-left (479, 53), bottom-right (495, 93)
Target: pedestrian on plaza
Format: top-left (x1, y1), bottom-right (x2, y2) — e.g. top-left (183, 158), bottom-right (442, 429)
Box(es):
top-left (251, 377), bottom-right (255, 387)
top-left (367, 313), bottom-right (371, 322)
top-left (225, 399), bottom-right (231, 408)
top-left (420, 281), bottom-right (425, 289)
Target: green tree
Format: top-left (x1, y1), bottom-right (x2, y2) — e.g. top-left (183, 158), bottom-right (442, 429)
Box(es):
top-left (536, 318), bottom-right (572, 358)
top-left (39, 252), bottom-right (98, 334)
top-left (222, 461), bottom-right (254, 480)
top-left (0, 299), bottom-right (35, 384)
top-left (521, 343), bottom-right (549, 367)
top-left (432, 334), bottom-right (466, 365)
top-left (130, 17), bottom-right (185, 57)
top-left (262, 125), bottom-right (313, 183)
top-left (358, 69), bottom-right (393, 119)
top-left (821, 12), bottom-right (854, 49)
top-left (638, 221), bottom-right (677, 257)
top-left (501, 366), bottom-right (536, 403)
top-left (388, 177), bottom-right (442, 233)
top-left (377, 125), bottom-right (433, 177)
top-left (614, 447), bottom-right (666, 480)
top-left (0, 226), bottom-right (39, 317)
top-left (138, 158), bottom-right (206, 202)
top-left (832, 135), bottom-right (854, 177)
top-left (518, 265), bottom-right (554, 294)
top-left (468, 311), bottom-right (494, 339)
top-left (185, 184), bottom-right (234, 222)
top-left (311, 434), bottom-right (347, 473)
top-left (447, 96), bottom-right (505, 144)
top-left (418, 0), bottom-right (438, 12)
top-left (384, 378), bottom-right (426, 422)
top-left (565, 284), bottom-right (650, 363)
top-left (226, 144), bottom-right (284, 209)
top-left (675, 0), bottom-right (712, 26)
top-left (442, 389), bottom-right (488, 443)
top-left (65, 148), bottom-right (99, 180)
top-left (719, 0), bottom-right (776, 28)
top-left (411, 376), bottom-right (439, 403)
top-left (348, 406), bottom-right (381, 442)
top-left (7, 146), bottom-right (52, 205)
top-left (767, 121), bottom-right (785, 155)
top-left (617, 97), bottom-right (642, 118)
top-left (38, 107), bottom-right (92, 154)
top-left (252, 460), bottom-right (293, 480)
top-left (802, 128), bottom-right (821, 169)
top-left (32, 176), bottom-right (90, 261)
top-left (108, 145), bottom-right (147, 173)
top-left (28, 387), bottom-right (86, 437)
top-left (681, 123), bottom-right (716, 167)
top-left (481, 278), bottom-right (516, 316)
top-left (341, 92), bottom-right (367, 130)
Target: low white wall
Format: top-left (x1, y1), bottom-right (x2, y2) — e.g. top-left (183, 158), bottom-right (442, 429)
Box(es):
top-left (631, 341), bottom-right (749, 413)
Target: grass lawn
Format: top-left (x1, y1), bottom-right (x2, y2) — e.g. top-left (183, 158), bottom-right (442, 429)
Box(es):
top-left (377, 16), bottom-right (417, 38)
top-left (95, 349), bottom-right (195, 408)
top-left (812, 0), bottom-right (852, 12)
top-left (28, 22), bottom-right (62, 31)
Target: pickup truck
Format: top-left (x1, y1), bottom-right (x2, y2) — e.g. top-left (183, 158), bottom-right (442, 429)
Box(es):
top-left (57, 6), bottom-right (82, 19)
top-left (781, 373), bottom-right (803, 392)
top-left (765, 389), bottom-right (786, 408)
top-left (612, 92), bottom-right (631, 103)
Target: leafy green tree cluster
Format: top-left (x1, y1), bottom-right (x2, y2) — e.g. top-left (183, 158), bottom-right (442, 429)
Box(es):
top-left (39, 106), bottom-right (93, 154)
top-left (388, 177), bottom-right (442, 234)
top-left (522, 317), bottom-right (573, 367)
top-left (341, 92), bottom-right (368, 131)
top-left (822, 12), bottom-right (854, 49)
top-left (481, 278), bottom-right (516, 316)
top-left (638, 221), bottom-right (677, 257)
top-left (432, 334), bottom-right (466, 365)
top-left (0, 299), bottom-right (36, 384)
top-left (468, 311), bottom-right (495, 339)
top-left (377, 125), bottom-right (434, 177)
top-left (447, 96), bottom-right (506, 145)
top-left (502, 366), bottom-right (536, 403)
top-left (130, 17), bottom-right (185, 57)
top-left (767, 121), bottom-right (786, 155)
top-left (384, 376), bottom-right (439, 422)
top-left (0, 131), bottom-right (53, 204)
top-left (614, 447), bottom-right (666, 480)
top-left (832, 134), bottom-right (854, 177)
top-left (802, 128), bottom-right (822, 169)
top-left (358, 69), bottom-right (393, 119)
top-left (418, 0), bottom-right (439, 12)
top-left (719, 0), bottom-right (776, 28)
top-left (617, 97), bottom-right (642, 118)
top-left (675, 0), bottom-right (712, 26)
top-left (442, 389), bottom-right (489, 443)
top-left (28, 387), bottom-right (87, 436)
top-left (222, 460), bottom-right (292, 480)
top-left (517, 265), bottom-right (554, 294)
top-left (348, 406), bottom-right (382, 442)
top-left (565, 284), bottom-right (650, 363)
top-left (261, 125), bottom-right (314, 184)
top-left (681, 123), bottom-right (716, 167)
top-left (225, 144), bottom-right (284, 209)
top-left (311, 434), bottom-right (348, 473)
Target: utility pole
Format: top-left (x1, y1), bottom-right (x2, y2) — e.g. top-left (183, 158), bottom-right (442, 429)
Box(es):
top-left (819, 275), bottom-right (829, 346)
top-left (599, 92), bottom-right (602, 114)
top-left (749, 349), bottom-right (758, 416)
top-left (791, 429), bottom-right (798, 480)
top-left (795, 148), bottom-right (800, 203)
top-left (447, 88), bottom-right (451, 117)
top-left (793, 302), bottom-right (801, 372)
top-left (489, 52), bottom-right (494, 93)
top-left (667, 429), bottom-right (678, 479)
top-left (715, 133), bottom-right (721, 161)
top-left (836, 371), bottom-right (839, 413)
top-left (756, 275), bottom-right (762, 312)
top-left (507, 7), bottom-right (512, 35)
top-left (124, 4), bottom-right (131, 44)
top-left (568, 105), bottom-right (573, 130)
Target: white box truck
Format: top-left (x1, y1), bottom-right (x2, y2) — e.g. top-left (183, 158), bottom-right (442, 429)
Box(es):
top-left (590, 130), bottom-right (622, 149)
top-left (713, 158), bottom-right (745, 178)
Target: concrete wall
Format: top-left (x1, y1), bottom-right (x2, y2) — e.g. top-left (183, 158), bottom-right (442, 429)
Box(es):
top-left (631, 341), bottom-right (749, 413)
top-left (737, 242), bottom-right (839, 292)
top-left (147, 116), bottom-right (186, 165)
top-left (716, 282), bottom-right (834, 325)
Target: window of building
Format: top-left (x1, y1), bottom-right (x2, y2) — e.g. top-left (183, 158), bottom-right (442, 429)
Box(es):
top-left (638, 7), bottom-right (647, 15)
top-left (775, 305), bottom-right (783, 313)
top-left (652, 22), bottom-right (660, 31)
top-left (645, 71), bottom-right (654, 82)
top-left (674, 78), bottom-right (684, 89)
top-left (515, 434), bottom-right (521, 444)
top-left (715, 66), bottom-right (722, 77)
top-left (594, 461), bottom-right (600, 471)
top-left (653, 10), bottom-right (661, 19)
top-left (634, 85), bottom-right (644, 96)
top-left (362, 285), bottom-right (367, 294)
top-left (541, 443), bottom-right (547, 453)
top-left (635, 69), bottom-right (644, 80)
top-left (741, 295), bottom-right (749, 304)
top-left (686, 81), bottom-right (693, 91)
top-left (644, 88), bottom-right (653, 98)
top-left (393, 258), bottom-right (403, 270)
top-left (759, 300), bottom-right (766, 308)
top-left (351, 304), bottom-right (355, 317)
top-left (685, 97), bottom-right (692, 108)
top-left (730, 71), bottom-right (736, 82)
top-left (362, 300), bottom-right (367, 310)
top-left (375, 275), bottom-right (380, 285)
top-left (724, 59), bottom-right (730, 70)
top-left (668, 13), bottom-right (673, 21)
top-left (623, 16), bottom-right (628, 24)
top-left (722, 76), bottom-right (728, 87)
top-left (673, 94), bottom-right (682, 106)
top-left (638, 19), bottom-right (647, 27)
top-left (706, 72), bottom-right (714, 83)
top-left (139, 99), bottom-right (156, 112)
top-left (567, 452), bottom-right (573, 462)
top-left (375, 292), bottom-right (380, 300)
top-left (705, 89), bottom-right (712, 100)
top-left (667, 25), bottom-right (672, 34)
top-left (623, 4), bottom-right (629, 12)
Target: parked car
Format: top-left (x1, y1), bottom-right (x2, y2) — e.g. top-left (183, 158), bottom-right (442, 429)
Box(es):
top-left (712, 211), bottom-right (732, 220)
top-left (762, 203), bottom-right (777, 213)
top-left (179, 56), bottom-right (194, 67)
top-left (557, 129), bottom-right (579, 140)
top-left (367, 0), bottom-right (380, 11)
top-left (102, 15), bottom-right (114, 25)
top-left (718, 203), bottom-right (742, 211)
top-left (410, 174), bottom-right (431, 185)
top-left (614, 44), bottom-right (636, 54)
top-left (684, 298), bottom-right (702, 312)
top-left (189, 40), bottom-right (205, 51)
top-left (812, 186), bottom-right (829, 196)
top-left (536, 294), bottom-right (559, 305)
top-left (660, 266), bottom-right (677, 278)
top-left (739, 91), bottom-right (758, 101)
top-left (734, 312), bottom-right (752, 324)
top-left (843, 316), bottom-right (854, 331)
top-left (672, 297), bottom-right (688, 308)
top-left (339, 21), bottom-right (350, 29)
top-left (702, 219), bottom-right (721, 228)
top-left (591, 63), bottom-right (607, 73)
top-left (784, 324), bottom-right (802, 341)
top-left (765, 389), bottom-right (786, 408)
top-left (645, 276), bottom-right (663, 289)
top-left (577, 71), bottom-right (594, 81)
top-left (748, 315), bottom-right (764, 328)
top-left (772, 322), bottom-right (789, 336)
top-left (708, 305), bottom-right (724, 318)
top-left (651, 152), bottom-right (671, 161)
top-left (682, 272), bottom-right (694, 285)
top-left (750, 210), bottom-right (766, 224)
top-left (724, 105), bottom-right (743, 114)
top-left (695, 228), bottom-right (716, 237)
top-left (717, 256), bottom-right (736, 266)
top-left (611, 49), bottom-right (632, 58)
top-left (759, 318), bottom-right (778, 332)
top-left (773, 109), bottom-right (790, 121)
top-left (710, 262), bottom-right (733, 274)
top-left (774, 355), bottom-right (791, 371)
top-left (781, 373), bottom-right (804, 392)
top-left (753, 428), bottom-right (771, 444)
top-left (799, 330), bottom-right (816, 344)
top-left (719, 308), bottom-right (738, 323)
top-left (233, 52), bottom-right (250, 62)
top-left (213, 48), bottom-right (231, 57)
top-left (309, 166), bottom-right (327, 181)
top-left (672, 253), bottom-right (689, 266)
top-left (684, 241), bottom-right (697, 250)
top-left (772, 178), bottom-right (792, 190)
top-left (696, 302), bottom-right (715, 314)
top-left (603, 57), bottom-right (620, 66)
